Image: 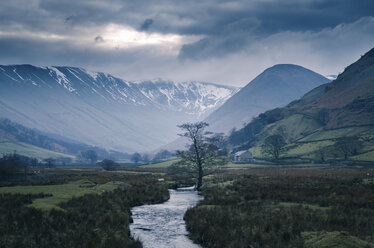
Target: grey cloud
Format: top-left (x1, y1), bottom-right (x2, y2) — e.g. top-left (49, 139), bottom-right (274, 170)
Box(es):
top-left (2, 16), bottom-right (372, 86)
top-left (0, 0), bottom-right (373, 86)
top-left (139, 19), bottom-right (154, 31)
top-left (179, 17), bottom-right (260, 60)
top-left (176, 0), bottom-right (374, 60)
top-left (0, 35), bottom-right (141, 69)
top-left (1, 0), bottom-right (373, 36)
top-left (65, 15), bottom-right (79, 26)
top-left (94, 35), bottom-right (104, 43)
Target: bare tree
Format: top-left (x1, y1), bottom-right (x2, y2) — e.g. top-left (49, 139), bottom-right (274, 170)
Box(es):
top-left (153, 150), bottom-right (173, 162)
top-left (316, 145), bottom-right (326, 162)
top-left (177, 122), bottom-right (227, 190)
top-left (131, 152), bottom-right (142, 164)
top-left (97, 159), bottom-right (118, 171)
top-left (262, 134), bottom-right (286, 160)
top-left (43, 158), bottom-right (55, 168)
top-left (80, 150), bottom-right (98, 165)
top-left (142, 154), bottom-right (150, 164)
top-left (0, 153), bottom-right (26, 180)
top-left (335, 137), bottom-right (362, 160)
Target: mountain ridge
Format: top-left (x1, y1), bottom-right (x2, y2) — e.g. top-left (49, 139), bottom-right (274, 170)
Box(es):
top-left (0, 64), bottom-right (238, 152)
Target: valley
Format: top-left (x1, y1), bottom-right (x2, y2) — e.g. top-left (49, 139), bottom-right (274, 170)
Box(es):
top-left (0, 22), bottom-right (373, 248)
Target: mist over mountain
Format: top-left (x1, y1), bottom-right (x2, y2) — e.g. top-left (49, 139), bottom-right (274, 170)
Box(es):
top-left (204, 64), bottom-right (330, 133)
top-left (0, 65), bottom-right (237, 152)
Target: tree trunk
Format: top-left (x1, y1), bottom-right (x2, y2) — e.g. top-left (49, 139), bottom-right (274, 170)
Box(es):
top-left (193, 138), bottom-right (203, 190)
top-left (197, 164), bottom-right (203, 190)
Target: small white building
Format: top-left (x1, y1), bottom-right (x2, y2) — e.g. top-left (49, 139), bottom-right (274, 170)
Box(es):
top-left (233, 150), bottom-right (253, 162)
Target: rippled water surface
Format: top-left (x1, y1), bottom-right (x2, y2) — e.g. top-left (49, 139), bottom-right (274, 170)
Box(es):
top-left (130, 188), bottom-right (203, 248)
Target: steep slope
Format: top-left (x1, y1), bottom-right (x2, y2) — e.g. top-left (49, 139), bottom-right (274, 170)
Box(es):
top-left (0, 65), bottom-right (237, 152)
top-left (0, 118), bottom-right (91, 154)
top-left (229, 47), bottom-right (374, 160)
top-left (0, 140), bottom-right (75, 160)
top-left (0, 118), bottom-right (128, 160)
top-left (205, 64), bottom-right (330, 132)
top-left (137, 80), bottom-right (238, 118)
top-left (289, 48), bottom-right (374, 129)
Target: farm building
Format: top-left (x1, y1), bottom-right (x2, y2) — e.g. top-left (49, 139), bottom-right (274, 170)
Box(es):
top-left (233, 150), bottom-right (253, 162)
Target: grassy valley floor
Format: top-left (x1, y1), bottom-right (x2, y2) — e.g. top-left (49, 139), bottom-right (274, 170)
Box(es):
top-left (184, 166), bottom-right (374, 248)
top-left (0, 171), bottom-right (169, 248)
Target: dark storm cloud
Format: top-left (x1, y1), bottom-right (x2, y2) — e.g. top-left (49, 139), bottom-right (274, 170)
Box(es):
top-left (1, 0), bottom-right (373, 39)
top-left (2, 0), bottom-right (371, 34)
top-left (176, 0), bottom-right (374, 60)
top-left (139, 19), bottom-right (154, 31)
top-left (0, 35), bottom-right (139, 67)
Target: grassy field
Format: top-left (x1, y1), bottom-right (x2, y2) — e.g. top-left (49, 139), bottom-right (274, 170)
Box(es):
top-left (300, 126), bottom-right (374, 142)
top-left (0, 179), bottom-right (124, 210)
top-left (352, 150), bottom-right (374, 161)
top-left (302, 231), bottom-right (374, 248)
top-left (278, 202), bottom-right (331, 211)
top-left (284, 140), bottom-right (335, 158)
top-left (260, 114), bottom-right (322, 143)
top-left (139, 158), bottom-right (180, 168)
top-left (224, 162), bottom-right (273, 169)
top-left (0, 140), bottom-right (75, 160)
top-left (185, 167), bottom-right (374, 248)
top-left (244, 125), bottom-right (374, 162)
top-left (0, 174), bottom-right (169, 248)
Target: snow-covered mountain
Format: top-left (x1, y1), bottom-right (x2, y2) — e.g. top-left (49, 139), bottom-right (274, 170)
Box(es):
top-left (137, 79), bottom-right (237, 118)
top-left (0, 64), bottom-right (237, 152)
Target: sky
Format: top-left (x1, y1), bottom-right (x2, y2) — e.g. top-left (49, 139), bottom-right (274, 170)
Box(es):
top-left (0, 0), bottom-right (373, 86)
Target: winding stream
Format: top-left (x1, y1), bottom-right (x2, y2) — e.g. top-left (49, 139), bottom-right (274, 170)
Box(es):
top-left (130, 187), bottom-right (203, 248)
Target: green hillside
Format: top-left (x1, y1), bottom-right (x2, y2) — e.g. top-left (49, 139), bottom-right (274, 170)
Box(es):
top-left (228, 47), bottom-right (374, 163)
top-left (0, 139), bottom-right (75, 160)
top-left (303, 231), bottom-right (374, 248)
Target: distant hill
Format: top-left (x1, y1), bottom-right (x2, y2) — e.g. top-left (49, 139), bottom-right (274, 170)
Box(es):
top-left (229, 47), bottom-right (374, 162)
top-left (0, 118), bottom-right (125, 160)
top-left (0, 65), bottom-right (237, 152)
top-left (0, 118), bottom-right (89, 154)
top-left (204, 64), bottom-right (330, 133)
top-left (0, 140), bottom-right (75, 161)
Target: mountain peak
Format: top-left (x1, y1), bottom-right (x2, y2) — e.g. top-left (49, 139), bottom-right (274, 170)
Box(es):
top-left (267, 63), bottom-right (305, 69)
top-left (204, 64), bottom-right (329, 133)
top-left (261, 64), bottom-right (325, 79)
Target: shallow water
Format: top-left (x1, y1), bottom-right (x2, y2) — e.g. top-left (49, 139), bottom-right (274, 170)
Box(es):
top-left (130, 188), bottom-right (203, 248)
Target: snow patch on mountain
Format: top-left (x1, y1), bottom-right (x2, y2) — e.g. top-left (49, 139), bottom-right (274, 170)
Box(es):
top-left (137, 79), bottom-right (238, 116)
top-left (84, 69), bottom-right (100, 81)
top-left (326, 75), bottom-right (337, 80)
top-left (13, 68), bottom-right (24, 80)
top-left (47, 66), bottom-right (76, 93)
top-left (0, 65), bottom-right (237, 115)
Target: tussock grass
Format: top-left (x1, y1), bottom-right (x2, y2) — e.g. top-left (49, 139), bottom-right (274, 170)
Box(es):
top-left (302, 231), bottom-right (374, 248)
top-left (0, 179), bottom-right (124, 210)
